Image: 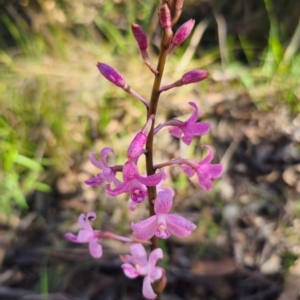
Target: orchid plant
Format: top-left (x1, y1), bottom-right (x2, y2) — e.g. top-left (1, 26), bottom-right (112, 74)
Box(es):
top-left (65, 1), bottom-right (223, 299)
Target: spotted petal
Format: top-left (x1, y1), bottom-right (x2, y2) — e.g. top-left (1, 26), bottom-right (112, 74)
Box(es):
top-left (165, 214), bottom-right (196, 237)
top-left (131, 216), bottom-right (157, 240)
top-left (89, 240), bottom-right (103, 258)
top-left (142, 275), bottom-right (157, 299)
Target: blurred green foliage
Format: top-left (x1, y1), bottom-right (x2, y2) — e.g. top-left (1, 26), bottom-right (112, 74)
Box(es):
top-left (0, 0), bottom-right (299, 213)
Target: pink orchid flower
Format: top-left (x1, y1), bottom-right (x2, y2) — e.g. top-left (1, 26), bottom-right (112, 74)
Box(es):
top-left (128, 170), bottom-right (174, 211)
top-left (155, 102), bottom-right (210, 145)
top-left (131, 190), bottom-right (196, 240)
top-left (65, 212), bottom-right (103, 258)
top-left (106, 160), bottom-right (163, 204)
top-left (85, 147), bottom-right (121, 187)
top-left (65, 212), bottom-right (150, 259)
top-left (181, 145), bottom-right (223, 191)
top-left (121, 243), bottom-right (166, 299)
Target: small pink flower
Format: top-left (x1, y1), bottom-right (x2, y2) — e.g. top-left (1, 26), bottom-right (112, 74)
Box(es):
top-left (121, 243), bottom-right (165, 299)
top-left (65, 212), bottom-right (103, 258)
top-left (127, 115), bottom-right (154, 160)
top-left (85, 147), bottom-right (120, 186)
top-left (169, 102), bottom-right (210, 145)
top-left (181, 145), bottom-right (223, 191)
top-left (131, 190), bottom-right (196, 240)
top-left (97, 63), bottom-right (126, 88)
top-left (154, 102), bottom-right (210, 145)
top-left (159, 4), bottom-right (172, 30)
top-left (106, 160), bottom-right (163, 203)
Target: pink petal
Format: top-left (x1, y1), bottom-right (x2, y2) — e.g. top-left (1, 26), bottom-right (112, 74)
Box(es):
top-left (148, 266), bottom-right (163, 283)
top-left (89, 152), bottom-right (104, 169)
top-left (138, 172), bottom-right (163, 186)
top-left (85, 174), bottom-right (105, 186)
top-left (142, 275), bottom-right (157, 299)
top-left (202, 164), bottom-right (223, 179)
top-left (131, 216), bottom-right (157, 240)
top-left (168, 126), bottom-right (183, 138)
top-left (181, 164), bottom-right (195, 177)
top-left (123, 161), bottom-right (138, 181)
top-left (100, 147), bottom-right (114, 166)
top-left (200, 145), bottom-right (214, 164)
top-left (89, 240), bottom-right (103, 258)
top-left (186, 102), bottom-right (199, 123)
top-left (105, 181), bottom-right (130, 196)
top-left (186, 122), bottom-right (210, 136)
top-left (77, 229), bottom-right (94, 243)
top-left (65, 233), bottom-right (79, 243)
top-left (181, 135), bottom-right (193, 145)
top-left (196, 171), bottom-right (213, 191)
top-left (149, 248), bottom-right (163, 268)
top-left (165, 214), bottom-right (196, 237)
top-left (128, 199), bottom-right (138, 211)
top-left (78, 213), bottom-right (93, 231)
top-left (154, 191), bottom-right (173, 214)
top-left (121, 263), bottom-right (140, 279)
top-left (129, 244), bottom-right (148, 266)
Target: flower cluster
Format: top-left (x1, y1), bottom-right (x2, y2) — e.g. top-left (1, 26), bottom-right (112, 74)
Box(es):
top-left (65, 1), bottom-right (223, 299)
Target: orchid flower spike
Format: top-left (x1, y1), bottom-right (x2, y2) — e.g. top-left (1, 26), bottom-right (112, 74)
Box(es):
top-left (127, 115), bottom-right (154, 160)
top-left (168, 19), bottom-right (195, 57)
top-left (97, 63), bottom-right (149, 107)
top-left (155, 102), bottom-right (210, 145)
top-left (85, 147), bottom-right (121, 187)
top-left (159, 69), bottom-right (209, 92)
top-left (106, 160), bottom-right (163, 204)
top-left (131, 189), bottom-right (196, 240)
top-left (121, 243), bottom-right (166, 299)
top-left (131, 24), bottom-right (158, 75)
top-left (181, 145), bottom-right (223, 191)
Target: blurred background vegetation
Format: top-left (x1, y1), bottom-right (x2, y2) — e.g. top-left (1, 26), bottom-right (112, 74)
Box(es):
top-left (1, 0), bottom-right (299, 215)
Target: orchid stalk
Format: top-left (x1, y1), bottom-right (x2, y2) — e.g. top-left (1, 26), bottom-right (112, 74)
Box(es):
top-left (65, 1), bottom-right (223, 299)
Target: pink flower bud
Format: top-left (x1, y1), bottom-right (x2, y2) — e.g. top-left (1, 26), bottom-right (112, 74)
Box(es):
top-left (131, 23), bottom-right (148, 51)
top-left (181, 69), bottom-right (209, 84)
top-left (160, 4), bottom-right (172, 30)
top-left (97, 63), bottom-right (126, 88)
top-left (172, 19), bottom-right (195, 46)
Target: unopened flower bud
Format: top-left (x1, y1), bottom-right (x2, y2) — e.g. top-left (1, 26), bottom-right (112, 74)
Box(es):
top-left (131, 23), bottom-right (148, 51)
top-left (168, 19), bottom-right (194, 57)
top-left (172, 0), bottom-right (184, 25)
top-left (127, 115), bottom-right (154, 160)
top-left (97, 63), bottom-right (127, 88)
top-left (159, 69), bottom-right (209, 92)
top-left (181, 69), bottom-right (209, 84)
top-left (160, 4), bottom-right (172, 30)
top-left (160, 4), bottom-right (173, 48)
top-left (173, 19), bottom-right (195, 46)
